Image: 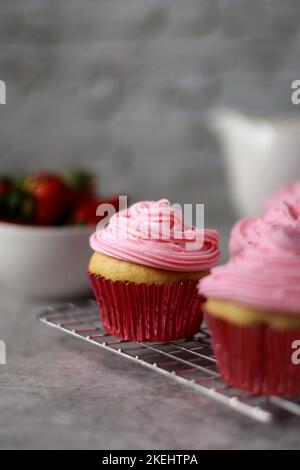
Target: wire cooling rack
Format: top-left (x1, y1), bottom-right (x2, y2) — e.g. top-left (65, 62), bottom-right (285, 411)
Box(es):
top-left (39, 299), bottom-right (300, 424)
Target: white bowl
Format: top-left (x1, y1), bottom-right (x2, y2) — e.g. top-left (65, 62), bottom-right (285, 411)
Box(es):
top-left (0, 223), bottom-right (93, 298)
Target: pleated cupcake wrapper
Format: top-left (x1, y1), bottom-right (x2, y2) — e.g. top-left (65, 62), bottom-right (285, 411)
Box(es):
top-left (88, 272), bottom-right (204, 342)
top-left (206, 313), bottom-right (300, 397)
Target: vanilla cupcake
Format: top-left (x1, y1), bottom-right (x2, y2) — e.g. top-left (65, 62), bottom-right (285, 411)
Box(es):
top-left (199, 224), bottom-right (300, 397)
top-left (88, 199), bottom-right (219, 341)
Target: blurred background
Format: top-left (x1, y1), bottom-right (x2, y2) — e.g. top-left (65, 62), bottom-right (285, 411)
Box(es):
top-left (1, 0), bottom-right (300, 243)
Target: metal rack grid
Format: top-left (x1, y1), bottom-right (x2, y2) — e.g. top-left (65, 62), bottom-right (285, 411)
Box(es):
top-left (39, 299), bottom-right (300, 424)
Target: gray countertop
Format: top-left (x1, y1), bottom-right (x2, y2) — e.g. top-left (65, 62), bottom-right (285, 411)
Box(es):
top-left (1, 289), bottom-right (300, 450)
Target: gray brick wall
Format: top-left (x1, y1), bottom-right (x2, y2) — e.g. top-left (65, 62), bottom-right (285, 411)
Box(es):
top-left (0, 0), bottom-right (300, 231)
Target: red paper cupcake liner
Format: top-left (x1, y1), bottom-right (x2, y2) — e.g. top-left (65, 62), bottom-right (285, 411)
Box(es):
top-left (88, 272), bottom-right (204, 342)
top-left (206, 313), bottom-right (300, 397)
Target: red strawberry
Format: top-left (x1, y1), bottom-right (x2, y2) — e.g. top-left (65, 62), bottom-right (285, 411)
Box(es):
top-left (61, 170), bottom-right (97, 205)
top-left (21, 173), bottom-right (73, 225)
top-left (70, 196), bottom-right (120, 226)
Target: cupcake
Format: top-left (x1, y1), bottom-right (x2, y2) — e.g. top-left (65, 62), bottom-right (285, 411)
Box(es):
top-left (88, 199), bottom-right (219, 341)
top-left (199, 224), bottom-right (300, 397)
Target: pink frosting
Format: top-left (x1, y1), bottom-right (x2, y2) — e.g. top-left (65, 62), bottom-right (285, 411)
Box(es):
top-left (90, 199), bottom-right (219, 272)
top-left (229, 216), bottom-right (265, 257)
top-left (229, 200), bottom-right (300, 257)
top-left (264, 181), bottom-right (300, 209)
top-left (200, 223), bottom-right (300, 314)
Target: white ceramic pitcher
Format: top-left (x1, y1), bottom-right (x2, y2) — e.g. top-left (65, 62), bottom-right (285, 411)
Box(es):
top-left (208, 109), bottom-right (300, 216)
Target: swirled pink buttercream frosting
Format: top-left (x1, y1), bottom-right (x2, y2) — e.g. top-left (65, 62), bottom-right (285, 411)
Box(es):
top-left (229, 200), bottom-right (300, 257)
top-left (90, 199), bottom-right (219, 272)
top-left (264, 181), bottom-right (300, 210)
top-left (200, 223), bottom-right (300, 314)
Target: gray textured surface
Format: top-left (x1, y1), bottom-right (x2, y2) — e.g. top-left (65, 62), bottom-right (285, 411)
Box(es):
top-left (1, 277), bottom-right (300, 450)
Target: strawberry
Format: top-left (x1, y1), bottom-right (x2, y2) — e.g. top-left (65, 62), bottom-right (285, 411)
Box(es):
top-left (61, 170), bottom-right (97, 205)
top-left (70, 196), bottom-right (120, 226)
top-left (20, 173), bottom-right (73, 225)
